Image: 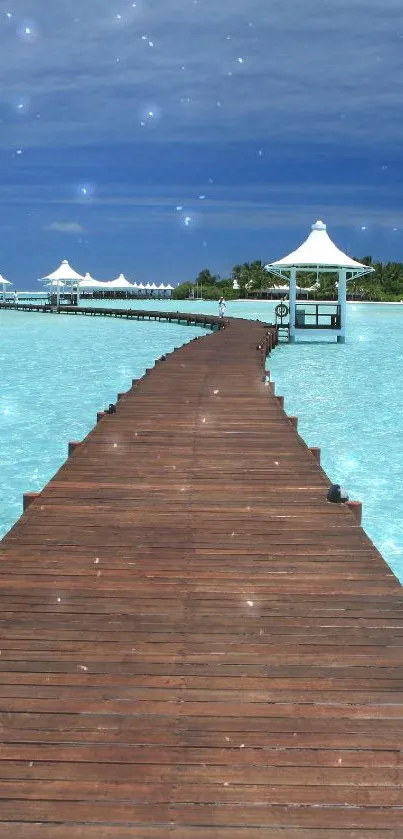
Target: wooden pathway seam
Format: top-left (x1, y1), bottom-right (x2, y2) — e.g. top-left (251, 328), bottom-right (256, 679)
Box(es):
top-left (0, 315), bottom-right (402, 838)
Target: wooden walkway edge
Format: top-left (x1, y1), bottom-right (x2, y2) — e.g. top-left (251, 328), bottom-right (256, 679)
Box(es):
top-left (0, 316), bottom-right (402, 837)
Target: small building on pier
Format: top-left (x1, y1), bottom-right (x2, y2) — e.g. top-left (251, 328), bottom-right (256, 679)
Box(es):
top-left (40, 259), bottom-right (85, 305)
top-left (266, 220), bottom-right (374, 343)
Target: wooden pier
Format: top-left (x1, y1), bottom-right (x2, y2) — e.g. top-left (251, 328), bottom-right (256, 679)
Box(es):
top-left (0, 302), bottom-right (223, 330)
top-left (0, 315), bottom-right (402, 837)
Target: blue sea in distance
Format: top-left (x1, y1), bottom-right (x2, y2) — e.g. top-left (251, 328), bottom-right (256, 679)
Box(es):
top-left (0, 299), bottom-right (402, 582)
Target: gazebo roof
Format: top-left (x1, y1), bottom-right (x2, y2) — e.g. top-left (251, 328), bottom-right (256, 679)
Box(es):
top-left (266, 221), bottom-right (374, 274)
top-left (109, 276), bottom-right (133, 288)
top-left (79, 274), bottom-right (106, 288)
top-left (41, 259), bottom-right (85, 282)
top-left (0, 275), bottom-right (12, 285)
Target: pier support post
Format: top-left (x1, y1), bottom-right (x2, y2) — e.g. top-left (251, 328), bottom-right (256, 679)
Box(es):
top-left (337, 268), bottom-right (347, 344)
top-left (23, 492), bottom-right (40, 512)
top-left (289, 267), bottom-right (297, 343)
top-left (117, 392), bottom-right (126, 401)
top-left (96, 411), bottom-right (107, 423)
top-left (288, 416), bottom-right (298, 430)
top-left (346, 500), bottom-right (362, 524)
top-left (309, 446), bottom-right (321, 464)
top-left (275, 395), bottom-right (284, 409)
top-left (68, 441), bottom-right (81, 456)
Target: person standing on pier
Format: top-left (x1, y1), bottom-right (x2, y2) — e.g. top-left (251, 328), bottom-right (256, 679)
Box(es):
top-left (218, 296), bottom-right (226, 318)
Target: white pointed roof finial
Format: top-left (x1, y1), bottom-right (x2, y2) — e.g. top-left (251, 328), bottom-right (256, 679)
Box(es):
top-left (312, 220), bottom-right (326, 231)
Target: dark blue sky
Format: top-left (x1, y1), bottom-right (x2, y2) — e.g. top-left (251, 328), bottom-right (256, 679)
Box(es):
top-left (1, 0), bottom-right (403, 287)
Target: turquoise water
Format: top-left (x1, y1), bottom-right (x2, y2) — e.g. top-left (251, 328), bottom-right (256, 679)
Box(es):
top-left (0, 308), bottom-right (208, 539)
top-left (1, 300), bottom-right (402, 582)
top-left (268, 303), bottom-right (403, 580)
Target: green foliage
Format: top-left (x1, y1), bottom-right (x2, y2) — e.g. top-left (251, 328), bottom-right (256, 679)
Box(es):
top-left (196, 268), bottom-right (219, 286)
top-left (200, 285), bottom-right (222, 301)
top-left (172, 282), bottom-right (194, 300)
top-left (173, 257), bottom-right (403, 303)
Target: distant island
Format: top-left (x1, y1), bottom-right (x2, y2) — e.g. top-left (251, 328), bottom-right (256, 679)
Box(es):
top-left (172, 258), bottom-right (403, 302)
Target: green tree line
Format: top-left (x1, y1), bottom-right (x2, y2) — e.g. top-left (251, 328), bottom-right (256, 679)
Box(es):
top-left (172, 258), bottom-right (403, 302)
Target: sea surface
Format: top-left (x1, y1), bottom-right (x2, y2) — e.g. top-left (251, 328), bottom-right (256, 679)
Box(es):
top-left (1, 299), bottom-right (402, 582)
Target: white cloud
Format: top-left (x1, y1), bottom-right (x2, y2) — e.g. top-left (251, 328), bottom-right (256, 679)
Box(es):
top-left (0, 0), bottom-right (402, 149)
top-left (45, 221), bottom-right (86, 233)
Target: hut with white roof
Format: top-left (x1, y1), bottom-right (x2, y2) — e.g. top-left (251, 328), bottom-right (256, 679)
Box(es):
top-left (0, 274), bottom-right (13, 302)
top-left (40, 259), bottom-right (85, 306)
top-left (266, 220), bottom-right (374, 343)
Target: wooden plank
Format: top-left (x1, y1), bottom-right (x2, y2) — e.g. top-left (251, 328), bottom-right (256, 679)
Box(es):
top-left (0, 315), bottom-right (401, 835)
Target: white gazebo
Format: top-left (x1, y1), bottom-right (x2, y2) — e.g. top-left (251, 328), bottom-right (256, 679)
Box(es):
top-left (266, 220), bottom-right (374, 343)
top-left (40, 259), bottom-right (85, 306)
top-left (0, 274), bottom-right (13, 302)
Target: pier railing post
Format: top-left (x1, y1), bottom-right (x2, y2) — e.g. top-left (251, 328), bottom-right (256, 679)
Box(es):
top-left (23, 492), bottom-right (40, 512)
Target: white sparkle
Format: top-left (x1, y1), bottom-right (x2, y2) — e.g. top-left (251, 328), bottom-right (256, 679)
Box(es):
top-left (16, 149), bottom-right (23, 155)
top-left (213, 389), bottom-right (219, 394)
top-left (18, 20), bottom-right (38, 42)
top-left (237, 57), bottom-right (244, 63)
top-left (198, 195), bottom-right (206, 199)
top-left (247, 600), bottom-right (254, 607)
top-left (184, 216), bottom-right (192, 226)
top-left (6, 12), bottom-right (12, 19)
top-left (57, 597), bottom-right (61, 603)
top-left (361, 226), bottom-right (367, 231)
top-left (176, 205), bottom-right (183, 211)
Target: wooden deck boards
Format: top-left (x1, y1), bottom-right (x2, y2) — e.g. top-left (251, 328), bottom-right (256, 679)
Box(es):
top-left (0, 316), bottom-right (402, 837)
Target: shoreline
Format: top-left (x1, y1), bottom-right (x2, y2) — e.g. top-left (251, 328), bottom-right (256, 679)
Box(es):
top-left (232, 298), bottom-right (403, 306)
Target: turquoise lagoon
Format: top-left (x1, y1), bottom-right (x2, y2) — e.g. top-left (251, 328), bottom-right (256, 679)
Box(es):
top-left (0, 300), bottom-right (402, 582)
